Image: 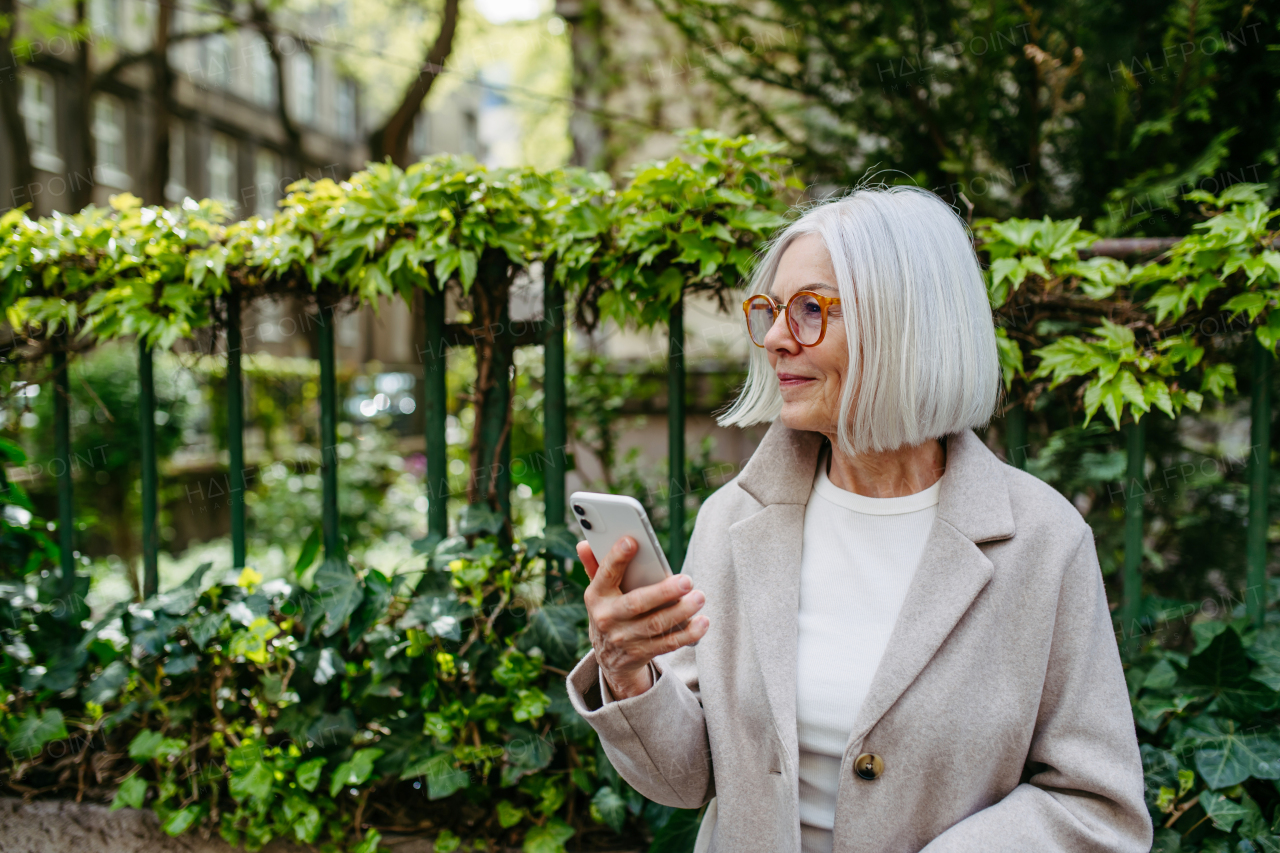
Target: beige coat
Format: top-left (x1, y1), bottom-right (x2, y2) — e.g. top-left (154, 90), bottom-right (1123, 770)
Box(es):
top-left (566, 421), bottom-right (1153, 852)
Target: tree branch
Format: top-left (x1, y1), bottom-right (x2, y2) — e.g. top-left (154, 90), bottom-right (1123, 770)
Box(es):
top-left (249, 2), bottom-right (303, 173)
top-left (89, 26), bottom-right (233, 91)
top-left (368, 0), bottom-right (460, 167)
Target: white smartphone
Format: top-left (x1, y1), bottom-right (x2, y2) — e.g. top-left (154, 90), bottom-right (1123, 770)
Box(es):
top-left (570, 491), bottom-right (673, 594)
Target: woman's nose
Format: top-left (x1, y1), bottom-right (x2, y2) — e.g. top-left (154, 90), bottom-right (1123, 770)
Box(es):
top-left (762, 307), bottom-right (798, 352)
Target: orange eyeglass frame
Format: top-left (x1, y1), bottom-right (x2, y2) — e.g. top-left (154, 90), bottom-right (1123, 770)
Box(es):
top-left (741, 291), bottom-right (843, 348)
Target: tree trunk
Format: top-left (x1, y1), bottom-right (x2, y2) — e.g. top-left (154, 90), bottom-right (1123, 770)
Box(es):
top-left (66, 0), bottom-right (95, 211)
top-left (0, 0), bottom-right (36, 208)
top-left (556, 0), bottom-right (609, 170)
top-left (251, 1), bottom-right (303, 177)
top-left (367, 0), bottom-right (460, 167)
top-left (141, 0), bottom-right (174, 205)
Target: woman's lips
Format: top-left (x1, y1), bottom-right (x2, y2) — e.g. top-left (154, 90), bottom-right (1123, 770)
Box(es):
top-left (777, 373), bottom-right (815, 387)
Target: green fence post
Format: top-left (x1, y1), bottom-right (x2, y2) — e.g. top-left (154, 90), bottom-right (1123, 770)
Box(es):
top-left (423, 281), bottom-right (449, 540)
top-left (52, 343), bottom-right (75, 607)
top-left (226, 290), bottom-right (247, 569)
top-left (1121, 418), bottom-right (1146, 654)
top-left (1248, 336), bottom-right (1272, 628)
top-left (543, 259), bottom-right (566, 531)
top-left (318, 299), bottom-right (341, 559)
top-left (138, 340), bottom-right (159, 597)
top-left (668, 296), bottom-right (686, 571)
top-left (1005, 400), bottom-right (1027, 470)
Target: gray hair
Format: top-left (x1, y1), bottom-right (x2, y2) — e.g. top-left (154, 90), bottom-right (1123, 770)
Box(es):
top-left (717, 184), bottom-right (1003, 456)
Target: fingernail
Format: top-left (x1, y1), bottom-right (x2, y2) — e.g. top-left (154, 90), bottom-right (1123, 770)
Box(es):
top-left (622, 537), bottom-right (636, 552)
top-left (677, 575), bottom-right (693, 591)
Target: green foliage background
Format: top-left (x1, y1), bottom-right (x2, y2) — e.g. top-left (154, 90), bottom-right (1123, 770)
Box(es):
top-left (0, 129), bottom-right (1279, 851)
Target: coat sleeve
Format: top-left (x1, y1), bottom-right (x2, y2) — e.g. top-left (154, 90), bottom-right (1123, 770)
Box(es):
top-left (564, 527), bottom-right (715, 811)
top-left (921, 526), bottom-right (1153, 853)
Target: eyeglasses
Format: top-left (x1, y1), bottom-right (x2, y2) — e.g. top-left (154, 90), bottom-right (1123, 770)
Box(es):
top-left (742, 290), bottom-right (842, 348)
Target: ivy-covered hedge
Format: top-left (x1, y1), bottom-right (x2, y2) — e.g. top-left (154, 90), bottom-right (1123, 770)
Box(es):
top-left (0, 488), bottom-right (704, 851)
top-left (1129, 594), bottom-right (1280, 852)
top-left (5, 491), bottom-right (1280, 853)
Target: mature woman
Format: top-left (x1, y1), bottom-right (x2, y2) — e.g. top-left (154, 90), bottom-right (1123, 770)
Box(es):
top-left (564, 186), bottom-right (1153, 853)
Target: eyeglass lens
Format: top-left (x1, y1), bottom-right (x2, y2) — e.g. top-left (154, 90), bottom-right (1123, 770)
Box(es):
top-left (747, 299), bottom-right (777, 345)
top-left (788, 293), bottom-right (824, 345)
top-left (747, 294), bottom-right (825, 346)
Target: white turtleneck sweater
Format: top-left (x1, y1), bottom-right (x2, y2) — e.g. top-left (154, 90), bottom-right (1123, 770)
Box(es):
top-left (598, 454), bottom-right (942, 853)
top-left (797, 456), bottom-right (941, 853)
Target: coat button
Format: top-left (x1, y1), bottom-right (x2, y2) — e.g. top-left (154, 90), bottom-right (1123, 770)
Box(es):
top-left (854, 753), bottom-right (884, 780)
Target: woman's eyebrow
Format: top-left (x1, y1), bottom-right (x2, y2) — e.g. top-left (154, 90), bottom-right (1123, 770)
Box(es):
top-left (770, 282), bottom-right (839, 300)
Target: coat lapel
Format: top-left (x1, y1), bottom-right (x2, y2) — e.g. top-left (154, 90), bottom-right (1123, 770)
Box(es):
top-left (732, 423), bottom-right (1018, 766)
top-left (731, 421), bottom-right (825, 774)
top-left (730, 504), bottom-right (806, 770)
top-left (847, 427), bottom-right (1016, 745)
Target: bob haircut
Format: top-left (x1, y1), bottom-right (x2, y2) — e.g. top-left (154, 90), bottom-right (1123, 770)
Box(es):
top-left (718, 183), bottom-right (1003, 456)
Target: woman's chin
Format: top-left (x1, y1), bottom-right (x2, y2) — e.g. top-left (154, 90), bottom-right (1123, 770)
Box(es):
top-left (777, 402), bottom-right (825, 435)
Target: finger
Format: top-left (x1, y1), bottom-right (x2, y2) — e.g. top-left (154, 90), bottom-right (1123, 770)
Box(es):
top-left (576, 540), bottom-right (599, 580)
top-left (635, 614), bottom-right (710, 657)
top-left (588, 535), bottom-right (637, 594)
top-left (619, 573), bottom-right (694, 617)
top-left (623, 589), bottom-right (705, 642)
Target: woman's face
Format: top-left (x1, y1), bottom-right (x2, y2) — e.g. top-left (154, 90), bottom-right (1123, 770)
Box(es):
top-left (764, 233), bottom-right (850, 437)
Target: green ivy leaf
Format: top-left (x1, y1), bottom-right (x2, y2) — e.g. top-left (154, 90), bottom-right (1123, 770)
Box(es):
top-left (187, 611), bottom-right (227, 650)
top-left (161, 805), bottom-right (201, 836)
top-left (128, 730), bottom-right (187, 762)
top-left (283, 794), bottom-right (323, 843)
top-left (434, 829), bottom-right (462, 853)
top-left (352, 829), bottom-right (384, 853)
top-left (502, 725), bottom-right (555, 786)
top-left (522, 817), bottom-right (575, 853)
top-left (110, 774), bottom-right (148, 811)
top-left (293, 527), bottom-right (321, 577)
top-left (6, 709), bottom-right (67, 760)
top-left (398, 594), bottom-right (469, 641)
top-left (295, 757), bottom-right (326, 792)
top-left (148, 562), bottom-right (214, 615)
top-left (1184, 716), bottom-right (1280, 788)
top-left (82, 660), bottom-right (131, 706)
top-left (228, 761), bottom-right (275, 804)
top-left (328, 747), bottom-right (385, 797)
top-left (1201, 790), bottom-right (1251, 832)
top-left (459, 503), bottom-right (505, 535)
top-left (523, 603), bottom-right (587, 668)
top-left (312, 556), bottom-right (364, 638)
top-left (592, 785), bottom-right (627, 833)
top-left (497, 799), bottom-right (525, 829)
top-left (425, 752), bottom-right (470, 800)
top-left (1184, 627), bottom-right (1279, 718)
top-left (512, 688), bottom-right (551, 722)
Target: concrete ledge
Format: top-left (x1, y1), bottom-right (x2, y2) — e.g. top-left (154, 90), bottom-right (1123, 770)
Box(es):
top-left (0, 798), bottom-right (642, 852)
top-left (0, 798), bottom-right (418, 853)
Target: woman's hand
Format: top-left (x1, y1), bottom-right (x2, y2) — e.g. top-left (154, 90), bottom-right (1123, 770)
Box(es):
top-left (579, 536), bottom-right (710, 700)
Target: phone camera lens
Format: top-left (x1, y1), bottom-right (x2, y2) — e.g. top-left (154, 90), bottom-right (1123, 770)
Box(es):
top-left (580, 519), bottom-right (593, 530)
top-left (572, 504), bottom-right (585, 516)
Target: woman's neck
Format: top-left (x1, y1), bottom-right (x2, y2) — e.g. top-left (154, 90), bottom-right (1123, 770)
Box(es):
top-left (824, 435), bottom-right (947, 498)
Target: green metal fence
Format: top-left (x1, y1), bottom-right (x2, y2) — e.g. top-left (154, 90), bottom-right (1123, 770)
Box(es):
top-left (38, 243), bottom-right (1276, 643)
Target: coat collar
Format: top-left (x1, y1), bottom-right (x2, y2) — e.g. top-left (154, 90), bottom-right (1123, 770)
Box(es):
top-left (736, 419), bottom-right (1016, 543)
top-left (729, 420), bottom-right (1016, 778)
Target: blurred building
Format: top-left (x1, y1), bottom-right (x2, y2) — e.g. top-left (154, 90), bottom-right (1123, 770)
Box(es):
top-left (0, 1), bottom-right (485, 218)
